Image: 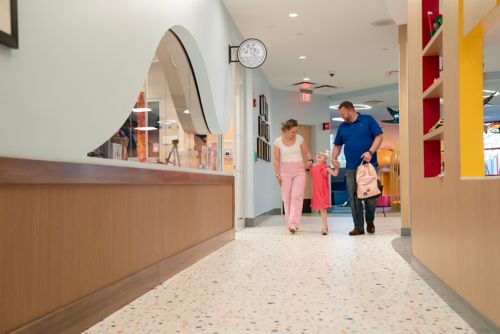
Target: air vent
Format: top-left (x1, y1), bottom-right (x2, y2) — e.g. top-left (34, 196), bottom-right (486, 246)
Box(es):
top-left (314, 85), bottom-right (339, 89)
top-left (385, 70), bottom-right (399, 77)
top-left (371, 18), bottom-right (395, 27)
top-left (362, 100), bottom-right (383, 106)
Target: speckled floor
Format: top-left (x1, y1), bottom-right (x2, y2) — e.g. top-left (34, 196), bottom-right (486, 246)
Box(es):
top-left (84, 216), bottom-right (475, 334)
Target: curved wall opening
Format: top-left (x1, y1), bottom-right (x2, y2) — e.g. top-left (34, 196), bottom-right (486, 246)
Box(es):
top-left (88, 30), bottom-right (221, 170)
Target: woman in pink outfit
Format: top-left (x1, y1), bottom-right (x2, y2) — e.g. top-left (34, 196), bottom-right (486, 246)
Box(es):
top-left (310, 151), bottom-right (338, 235)
top-left (273, 119), bottom-right (313, 233)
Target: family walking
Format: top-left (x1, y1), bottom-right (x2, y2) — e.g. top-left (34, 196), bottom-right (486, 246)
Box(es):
top-left (273, 101), bottom-right (383, 235)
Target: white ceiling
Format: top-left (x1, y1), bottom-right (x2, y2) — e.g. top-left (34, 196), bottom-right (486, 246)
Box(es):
top-left (223, 0), bottom-right (400, 95)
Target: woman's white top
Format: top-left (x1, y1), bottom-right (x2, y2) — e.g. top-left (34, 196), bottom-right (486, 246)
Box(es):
top-left (274, 134), bottom-right (303, 163)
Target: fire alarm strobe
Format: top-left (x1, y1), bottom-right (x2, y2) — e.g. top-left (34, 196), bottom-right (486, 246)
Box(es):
top-left (229, 38), bottom-right (267, 69)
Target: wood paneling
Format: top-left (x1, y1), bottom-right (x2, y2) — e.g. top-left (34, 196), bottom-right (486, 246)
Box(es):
top-left (10, 230), bottom-right (234, 334)
top-left (0, 159), bottom-right (234, 333)
top-left (0, 157), bottom-right (233, 185)
top-left (407, 0), bottom-right (500, 327)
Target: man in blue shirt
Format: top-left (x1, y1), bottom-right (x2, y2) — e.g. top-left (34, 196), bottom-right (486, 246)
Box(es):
top-left (332, 101), bottom-right (384, 235)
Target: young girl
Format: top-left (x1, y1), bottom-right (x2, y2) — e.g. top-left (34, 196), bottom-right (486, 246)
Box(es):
top-left (310, 151), bottom-right (338, 235)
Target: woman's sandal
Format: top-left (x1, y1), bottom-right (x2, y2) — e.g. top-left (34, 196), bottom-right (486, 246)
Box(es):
top-left (321, 226), bottom-right (328, 235)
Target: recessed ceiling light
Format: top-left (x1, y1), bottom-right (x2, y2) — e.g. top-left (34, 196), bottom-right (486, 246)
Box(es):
top-left (304, 77), bottom-right (310, 81)
top-left (289, 13), bottom-right (298, 18)
top-left (184, 109), bottom-right (190, 114)
top-left (331, 117), bottom-right (344, 122)
top-left (329, 104), bottom-right (372, 110)
top-left (298, 56), bottom-right (307, 60)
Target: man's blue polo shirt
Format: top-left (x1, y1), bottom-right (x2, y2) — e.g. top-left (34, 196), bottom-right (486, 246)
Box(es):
top-left (333, 113), bottom-right (383, 170)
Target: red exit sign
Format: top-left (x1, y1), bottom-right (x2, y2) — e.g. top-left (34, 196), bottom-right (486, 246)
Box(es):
top-left (300, 92), bottom-right (311, 102)
top-left (322, 122), bottom-right (330, 131)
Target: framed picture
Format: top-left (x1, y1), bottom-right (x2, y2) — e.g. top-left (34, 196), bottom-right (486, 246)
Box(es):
top-left (256, 138), bottom-right (261, 160)
top-left (264, 100), bottom-right (268, 121)
top-left (0, 0), bottom-right (18, 49)
top-left (258, 116), bottom-right (262, 137)
top-left (259, 95), bottom-right (265, 116)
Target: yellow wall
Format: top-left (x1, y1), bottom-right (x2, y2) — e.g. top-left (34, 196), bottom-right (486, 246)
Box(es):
top-left (459, 3), bottom-right (485, 177)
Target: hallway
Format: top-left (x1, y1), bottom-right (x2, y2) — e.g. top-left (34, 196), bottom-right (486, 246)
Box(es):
top-left (85, 216), bottom-right (478, 333)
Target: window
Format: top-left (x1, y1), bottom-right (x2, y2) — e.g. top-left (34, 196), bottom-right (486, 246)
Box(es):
top-left (88, 30), bottom-right (220, 171)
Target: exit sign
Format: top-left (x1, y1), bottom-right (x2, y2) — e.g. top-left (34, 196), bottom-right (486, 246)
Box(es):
top-left (322, 122), bottom-right (330, 131)
top-left (300, 92), bottom-right (311, 102)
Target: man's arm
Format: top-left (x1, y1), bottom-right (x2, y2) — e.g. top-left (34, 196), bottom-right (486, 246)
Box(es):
top-left (361, 134), bottom-right (384, 162)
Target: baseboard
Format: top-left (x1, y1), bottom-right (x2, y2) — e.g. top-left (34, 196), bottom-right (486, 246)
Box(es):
top-left (245, 208), bottom-right (281, 227)
top-left (11, 229), bottom-right (235, 334)
top-left (401, 227), bottom-right (412, 236)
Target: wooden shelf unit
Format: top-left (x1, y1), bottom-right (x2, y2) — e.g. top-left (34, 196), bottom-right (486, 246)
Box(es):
top-left (423, 125), bottom-right (444, 141)
top-left (422, 0), bottom-right (444, 178)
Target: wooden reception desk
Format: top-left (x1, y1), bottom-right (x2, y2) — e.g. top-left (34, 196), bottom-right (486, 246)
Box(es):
top-left (0, 157), bottom-right (234, 333)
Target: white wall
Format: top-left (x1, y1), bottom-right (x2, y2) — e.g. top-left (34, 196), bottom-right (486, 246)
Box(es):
top-left (0, 0), bottom-right (241, 163)
top-left (250, 69), bottom-right (275, 217)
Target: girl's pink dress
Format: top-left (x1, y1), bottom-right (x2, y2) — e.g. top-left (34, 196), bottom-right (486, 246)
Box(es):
top-left (310, 163), bottom-right (331, 210)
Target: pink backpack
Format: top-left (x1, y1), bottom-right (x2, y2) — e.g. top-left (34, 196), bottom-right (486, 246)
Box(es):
top-left (356, 162), bottom-right (382, 199)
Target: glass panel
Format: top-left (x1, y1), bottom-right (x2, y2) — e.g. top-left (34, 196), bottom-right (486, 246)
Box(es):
top-left (88, 30), bottom-right (219, 171)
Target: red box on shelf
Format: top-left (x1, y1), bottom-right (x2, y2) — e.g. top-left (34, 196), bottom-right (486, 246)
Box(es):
top-left (423, 98), bottom-right (440, 134)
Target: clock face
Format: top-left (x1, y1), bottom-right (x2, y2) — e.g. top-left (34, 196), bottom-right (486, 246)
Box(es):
top-left (237, 38), bottom-right (267, 69)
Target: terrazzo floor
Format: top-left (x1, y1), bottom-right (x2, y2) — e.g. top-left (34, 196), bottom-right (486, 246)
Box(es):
top-left (84, 215), bottom-right (476, 334)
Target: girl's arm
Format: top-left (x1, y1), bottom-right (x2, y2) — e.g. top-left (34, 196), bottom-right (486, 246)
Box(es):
top-left (325, 167), bottom-right (339, 176)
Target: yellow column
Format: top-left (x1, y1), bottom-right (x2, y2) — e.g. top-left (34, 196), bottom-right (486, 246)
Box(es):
top-left (459, 0), bottom-right (485, 177)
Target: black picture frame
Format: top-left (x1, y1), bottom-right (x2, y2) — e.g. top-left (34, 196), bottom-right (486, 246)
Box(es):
top-left (0, 0), bottom-right (19, 49)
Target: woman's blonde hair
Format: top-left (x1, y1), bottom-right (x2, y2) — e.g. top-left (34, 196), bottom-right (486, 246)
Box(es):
top-left (281, 119), bottom-right (298, 132)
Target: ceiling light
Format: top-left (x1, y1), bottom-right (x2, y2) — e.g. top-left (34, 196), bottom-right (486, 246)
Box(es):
top-left (304, 77), bottom-right (310, 81)
top-left (483, 90), bottom-right (499, 97)
top-left (331, 117), bottom-right (344, 122)
top-left (289, 13), bottom-right (298, 18)
top-left (329, 104), bottom-right (373, 110)
top-left (132, 108), bottom-right (152, 113)
top-left (157, 120), bottom-right (178, 125)
top-left (183, 109), bottom-right (190, 114)
top-left (135, 126), bottom-right (158, 131)
top-left (298, 56), bottom-right (307, 60)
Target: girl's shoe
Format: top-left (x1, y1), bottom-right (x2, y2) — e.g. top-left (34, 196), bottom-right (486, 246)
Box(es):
top-left (289, 226), bottom-right (297, 233)
top-left (321, 226), bottom-right (328, 235)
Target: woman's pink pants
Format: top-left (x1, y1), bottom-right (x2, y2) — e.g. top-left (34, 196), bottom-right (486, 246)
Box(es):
top-left (280, 162), bottom-right (306, 229)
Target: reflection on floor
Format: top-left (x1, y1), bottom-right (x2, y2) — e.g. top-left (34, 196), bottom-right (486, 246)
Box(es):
top-left (85, 216), bottom-right (477, 334)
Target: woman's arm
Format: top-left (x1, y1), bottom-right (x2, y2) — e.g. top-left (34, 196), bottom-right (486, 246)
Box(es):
top-left (273, 145), bottom-right (282, 185)
top-left (301, 142), bottom-right (313, 169)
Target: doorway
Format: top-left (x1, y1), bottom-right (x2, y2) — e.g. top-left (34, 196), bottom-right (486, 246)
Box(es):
top-left (298, 125), bottom-right (314, 213)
